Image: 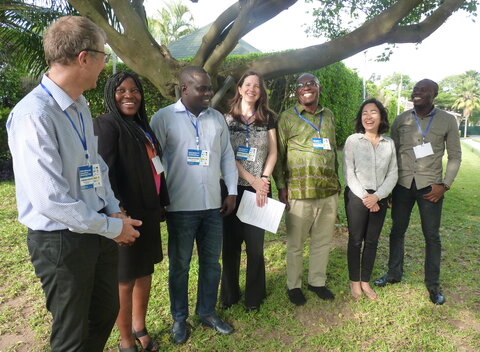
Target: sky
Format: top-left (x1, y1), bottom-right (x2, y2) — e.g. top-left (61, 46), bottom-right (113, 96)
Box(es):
top-left (144, 0), bottom-right (480, 83)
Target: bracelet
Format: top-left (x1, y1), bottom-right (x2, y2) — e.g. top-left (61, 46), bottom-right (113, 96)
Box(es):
top-left (261, 174), bottom-right (269, 178)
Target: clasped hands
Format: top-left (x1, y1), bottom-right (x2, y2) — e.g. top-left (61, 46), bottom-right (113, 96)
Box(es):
top-left (251, 177), bottom-right (270, 207)
top-left (362, 193), bottom-right (380, 212)
top-left (110, 209), bottom-right (142, 246)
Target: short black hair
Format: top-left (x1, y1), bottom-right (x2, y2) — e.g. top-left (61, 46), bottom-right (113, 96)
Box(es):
top-left (354, 98), bottom-right (389, 134)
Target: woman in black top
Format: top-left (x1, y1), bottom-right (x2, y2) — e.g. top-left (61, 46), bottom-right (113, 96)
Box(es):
top-left (94, 72), bottom-right (169, 352)
top-left (220, 71), bottom-right (277, 311)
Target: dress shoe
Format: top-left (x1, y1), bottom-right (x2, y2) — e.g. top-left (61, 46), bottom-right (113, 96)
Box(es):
top-left (308, 284), bottom-right (335, 300)
top-left (287, 288), bottom-right (306, 306)
top-left (374, 274), bottom-right (401, 287)
top-left (429, 289), bottom-right (445, 305)
top-left (171, 320), bottom-right (189, 344)
top-left (200, 314), bottom-right (234, 335)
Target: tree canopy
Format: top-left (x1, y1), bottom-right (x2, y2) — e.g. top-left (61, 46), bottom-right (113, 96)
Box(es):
top-left (1, 0), bottom-right (478, 103)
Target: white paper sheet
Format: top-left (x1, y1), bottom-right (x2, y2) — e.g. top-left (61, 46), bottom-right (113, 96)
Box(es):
top-left (236, 190), bottom-right (286, 233)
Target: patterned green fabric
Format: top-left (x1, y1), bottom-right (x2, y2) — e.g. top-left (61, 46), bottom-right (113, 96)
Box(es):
top-left (273, 102), bottom-right (340, 199)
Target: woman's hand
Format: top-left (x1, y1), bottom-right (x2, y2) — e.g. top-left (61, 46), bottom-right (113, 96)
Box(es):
top-left (251, 177), bottom-right (270, 207)
top-left (362, 194), bottom-right (379, 209)
top-left (370, 203), bottom-right (380, 212)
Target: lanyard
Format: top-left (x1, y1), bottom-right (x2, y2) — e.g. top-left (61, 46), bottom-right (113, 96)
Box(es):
top-left (294, 106), bottom-right (323, 135)
top-left (412, 110), bottom-right (435, 142)
top-left (144, 131), bottom-right (157, 155)
top-left (185, 110), bottom-right (200, 149)
top-left (40, 83), bottom-right (89, 161)
top-left (241, 111), bottom-right (255, 147)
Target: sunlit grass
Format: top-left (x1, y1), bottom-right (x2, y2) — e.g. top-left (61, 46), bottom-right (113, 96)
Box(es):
top-left (0, 145), bottom-right (478, 351)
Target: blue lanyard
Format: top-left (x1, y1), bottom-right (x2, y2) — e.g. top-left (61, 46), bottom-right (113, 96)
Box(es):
top-left (40, 83), bottom-right (89, 161)
top-left (412, 110), bottom-right (435, 142)
top-left (185, 110), bottom-right (200, 149)
top-left (242, 111), bottom-right (255, 147)
top-left (294, 107), bottom-right (323, 135)
top-left (144, 131), bottom-right (157, 154)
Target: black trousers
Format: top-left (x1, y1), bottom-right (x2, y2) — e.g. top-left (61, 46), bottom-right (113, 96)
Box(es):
top-left (220, 186), bottom-right (267, 308)
top-left (27, 229), bottom-right (119, 352)
top-left (344, 187), bottom-right (388, 282)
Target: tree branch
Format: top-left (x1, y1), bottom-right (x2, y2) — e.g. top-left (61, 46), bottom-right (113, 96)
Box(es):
top-left (385, 0), bottom-right (466, 43)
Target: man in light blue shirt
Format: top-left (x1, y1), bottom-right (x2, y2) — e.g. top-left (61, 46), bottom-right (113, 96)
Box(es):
top-left (150, 66), bottom-right (237, 344)
top-left (7, 16), bottom-right (141, 351)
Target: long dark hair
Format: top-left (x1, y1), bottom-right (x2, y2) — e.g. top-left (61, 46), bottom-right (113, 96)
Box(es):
top-left (103, 71), bottom-right (161, 154)
top-left (228, 71), bottom-right (276, 125)
top-left (354, 98), bottom-right (389, 134)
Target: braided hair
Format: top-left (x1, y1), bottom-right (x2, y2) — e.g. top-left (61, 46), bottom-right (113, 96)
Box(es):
top-left (103, 71), bottom-right (161, 155)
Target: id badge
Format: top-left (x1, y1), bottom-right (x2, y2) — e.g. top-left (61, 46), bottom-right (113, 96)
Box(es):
top-left (413, 142), bottom-right (434, 159)
top-left (92, 163), bottom-right (103, 188)
top-left (79, 165), bottom-right (94, 189)
top-left (187, 149), bottom-right (210, 166)
top-left (151, 155), bottom-right (164, 174)
top-left (236, 146), bottom-right (257, 161)
top-left (312, 137), bottom-right (331, 150)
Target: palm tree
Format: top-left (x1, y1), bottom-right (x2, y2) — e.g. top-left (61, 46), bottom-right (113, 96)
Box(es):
top-left (147, 0), bottom-right (196, 46)
top-left (452, 71), bottom-right (480, 138)
top-left (0, 0), bottom-right (78, 75)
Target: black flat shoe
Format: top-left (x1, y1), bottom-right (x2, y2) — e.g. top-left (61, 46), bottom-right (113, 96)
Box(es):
top-left (429, 289), bottom-right (445, 305)
top-left (374, 274), bottom-right (401, 287)
top-left (200, 314), bottom-right (234, 335)
top-left (287, 288), bottom-right (306, 306)
top-left (172, 320), bottom-right (189, 344)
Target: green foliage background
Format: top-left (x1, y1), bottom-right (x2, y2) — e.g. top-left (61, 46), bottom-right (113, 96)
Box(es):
top-left (0, 53), bottom-right (364, 161)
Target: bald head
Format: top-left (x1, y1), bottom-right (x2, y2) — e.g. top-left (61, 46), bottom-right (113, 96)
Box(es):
top-left (179, 66), bottom-right (209, 87)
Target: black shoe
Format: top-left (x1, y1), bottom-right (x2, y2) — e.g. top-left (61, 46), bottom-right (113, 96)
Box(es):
top-left (172, 320), bottom-right (189, 344)
top-left (429, 289), bottom-right (445, 305)
top-left (374, 274), bottom-right (401, 287)
top-left (307, 284), bottom-right (335, 300)
top-left (245, 305), bottom-right (259, 312)
top-left (200, 314), bottom-right (234, 335)
top-left (287, 288), bottom-right (306, 306)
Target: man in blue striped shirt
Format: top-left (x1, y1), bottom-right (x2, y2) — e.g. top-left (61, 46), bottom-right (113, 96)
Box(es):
top-left (7, 16), bottom-right (141, 351)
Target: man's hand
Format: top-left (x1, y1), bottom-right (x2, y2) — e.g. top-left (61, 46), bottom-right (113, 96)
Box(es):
top-left (370, 203), bottom-right (380, 212)
top-left (220, 195), bottom-right (236, 217)
top-left (113, 218), bottom-right (142, 246)
top-left (278, 188), bottom-right (290, 211)
top-left (362, 194), bottom-right (379, 209)
top-left (423, 184), bottom-right (446, 203)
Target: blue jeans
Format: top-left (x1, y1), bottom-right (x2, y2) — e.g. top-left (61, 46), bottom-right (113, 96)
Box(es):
top-left (166, 209), bottom-right (223, 322)
top-left (387, 181), bottom-right (443, 290)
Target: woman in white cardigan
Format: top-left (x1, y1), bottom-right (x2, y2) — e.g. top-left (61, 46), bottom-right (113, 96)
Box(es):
top-left (343, 98), bottom-right (398, 300)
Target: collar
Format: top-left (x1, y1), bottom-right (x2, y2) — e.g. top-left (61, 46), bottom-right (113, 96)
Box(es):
top-left (357, 133), bottom-right (386, 142)
top-left (41, 74), bottom-right (84, 111)
top-left (413, 106), bottom-right (436, 118)
top-left (294, 102), bottom-right (324, 115)
top-left (174, 98), bottom-right (210, 117)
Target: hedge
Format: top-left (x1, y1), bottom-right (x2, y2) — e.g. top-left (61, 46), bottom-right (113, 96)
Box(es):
top-left (1, 53), bottom-right (364, 162)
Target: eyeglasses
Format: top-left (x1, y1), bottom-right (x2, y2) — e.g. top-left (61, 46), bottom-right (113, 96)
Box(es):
top-left (81, 48), bottom-right (111, 63)
top-left (296, 80), bottom-right (319, 89)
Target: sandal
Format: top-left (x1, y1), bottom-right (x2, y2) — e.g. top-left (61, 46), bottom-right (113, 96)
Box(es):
top-left (133, 328), bottom-right (159, 352)
top-left (118, 344), bottom-right (138, 352)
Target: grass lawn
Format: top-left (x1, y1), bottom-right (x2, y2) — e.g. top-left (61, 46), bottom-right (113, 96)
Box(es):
top-left (0, 145), bottom-right (479, 351)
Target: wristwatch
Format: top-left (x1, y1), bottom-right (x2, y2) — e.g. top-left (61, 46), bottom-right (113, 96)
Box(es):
top-left (442, 183), bottom-right (450, 191)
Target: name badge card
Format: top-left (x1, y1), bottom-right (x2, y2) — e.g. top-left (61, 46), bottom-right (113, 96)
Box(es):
top-left (92, 164), bottom-right (103, 188)
top-left (236, 146), bottom-right (257, 161)
top-left (413, 142), bottom-right (434, 159)
top-left (79, 164), bottom-right (103, 189)
top-left (187, 149), bottom-right (210, 166)
top-left (151, 155), bottom-right (164, 174)
top-left (312, 137), bottom-right (331, 150)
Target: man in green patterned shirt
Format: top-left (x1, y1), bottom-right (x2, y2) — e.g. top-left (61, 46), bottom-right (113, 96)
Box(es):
top-left (273, 73), bottom-right (340, 306)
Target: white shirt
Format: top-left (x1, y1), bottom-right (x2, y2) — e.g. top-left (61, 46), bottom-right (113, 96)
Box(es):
top-left (342, 133), bottom-right (398, 200)
top-left (150, 99), bottom-right (238, 211)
